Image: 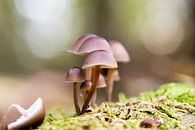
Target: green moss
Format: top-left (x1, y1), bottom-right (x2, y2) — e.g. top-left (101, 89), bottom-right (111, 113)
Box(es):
top-left (37, 83), bottom-right (195, 130)
top-left (118, 92), bottom-right (130, 103)
top-left (176, 93), bottom-right (195, 106)
top-left (139, 83), bottom-right (195, 105)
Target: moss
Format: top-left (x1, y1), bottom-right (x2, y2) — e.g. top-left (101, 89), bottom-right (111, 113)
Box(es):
top-left (176, 93), bottom-right (195, 106)
top-left (37, 83), bottom-right (195, 130)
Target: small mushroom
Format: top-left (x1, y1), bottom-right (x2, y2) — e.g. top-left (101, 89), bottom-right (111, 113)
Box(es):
top-left (80, 80), bottom-right (92, 98)
top-left (81, 50), bottom-right (118, 113)
top-left (6, 98), bottom-right (45, 130)
top-left (97, 74), bottom-right (107, 88)
top-left (90, 74), bottom-right (107, 106)
top-left (66, 67), bottom-right (85, 115)
top-left (106, 40), bottom-right (130, 101)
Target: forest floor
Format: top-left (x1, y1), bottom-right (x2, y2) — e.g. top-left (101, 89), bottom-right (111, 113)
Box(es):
top-left (37, 83), bottom-right (195, 130)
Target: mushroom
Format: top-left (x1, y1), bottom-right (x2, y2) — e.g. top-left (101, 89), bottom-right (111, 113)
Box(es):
top-left (109, 40), bottom-right (130, 62)
top-left (66, 67), bottom-right (85, 115)
top-left (90, 73), bottom-right (107, 106)
top-left (5, 98), bottom-right (45, 130)
top-left (77, 36), bottom-right (113, 83)
top-left (81, 50), bottom-right (118, 113)
top-left (77, 36), bottom-right (112, 55)
top-left (106, 40), bottom-right (130, 101)
top-left (67, 35), bottom-right (110, 92)
top-left (67, 33), bottom-right (97, 54)
top-left (67, 34), bottom-right (112, 55)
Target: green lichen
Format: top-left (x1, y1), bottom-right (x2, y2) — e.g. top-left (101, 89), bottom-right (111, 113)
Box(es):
top-left (37, 83), bottom-right (195, 130)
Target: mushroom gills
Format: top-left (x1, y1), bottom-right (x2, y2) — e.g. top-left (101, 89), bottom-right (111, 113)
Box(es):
top-left (8, 98), bottom-right (45, 130)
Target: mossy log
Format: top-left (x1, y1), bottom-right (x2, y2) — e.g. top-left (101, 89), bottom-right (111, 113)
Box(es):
top-left (37, 83), bottom-right (195, 130)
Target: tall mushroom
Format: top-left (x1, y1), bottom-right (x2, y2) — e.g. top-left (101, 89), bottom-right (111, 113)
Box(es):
top-left (90, 73), bottom-right (107, 106)
top-left (66, 67), bottom-right (84, 115)
top-left (67, 35), bottom-right (110, 92)
top-left (67, 34), bottom-right (97, 54)
top-left (78, 36), bottom-right (113, 83)
top-left (77, 36), bottom-right (112, 55)
top-left (4, 98), bottom-right (45, 130)
top-left (106, 40), bottom-right (130, 101)
top-left (81, 50), bottom-right (118, 113)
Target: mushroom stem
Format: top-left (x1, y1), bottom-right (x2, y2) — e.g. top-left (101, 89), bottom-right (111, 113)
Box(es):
top-left (84, 68), bottom-right (92, 99)
top-left (106, 69), bottom-right (115, 101)
top-left (84, 90), bottom-right (89, 98)
top-left (90, 90), bottom-right (97, 107)
top-left (73, 82), bottom-right (80, 115)
top-left (81, 66), bottom-right (100, 113)
top-left (86, 68), bottom-right (92, 80)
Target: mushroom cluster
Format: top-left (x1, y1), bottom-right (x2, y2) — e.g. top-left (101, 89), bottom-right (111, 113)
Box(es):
top-left (66, 34), bottom-right (130, 115)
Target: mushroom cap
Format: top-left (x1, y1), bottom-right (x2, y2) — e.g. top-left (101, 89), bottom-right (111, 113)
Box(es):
top-left (97, 74), bottom-right (106, 88)
top-left (80, 80), bottom-right (92, 91)
top-left (8, 98), bottom-right (45, 130)
top-left (78, 36), bottom-right (112, 55)
top-left (67, 34), bottom-right (97, 54)
top-left (109, 40), bottom-right (130, 63)
top-left (66, 67), bottom-right (85, 83)
top-left (82, 50), bottom-right (118, 69)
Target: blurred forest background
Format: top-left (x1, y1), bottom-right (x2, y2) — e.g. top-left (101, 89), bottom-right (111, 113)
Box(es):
top-left (0, 0), bottom-right (195, 116)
